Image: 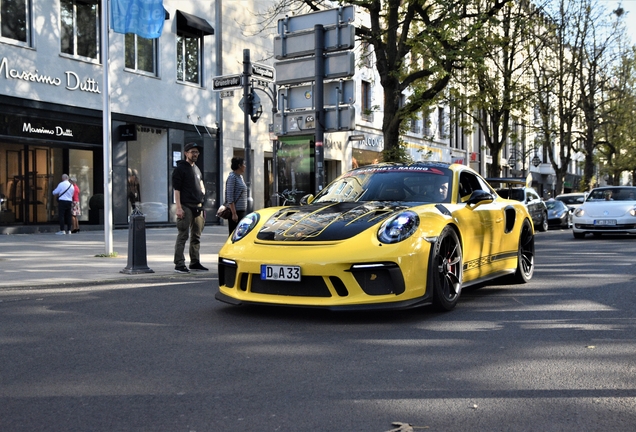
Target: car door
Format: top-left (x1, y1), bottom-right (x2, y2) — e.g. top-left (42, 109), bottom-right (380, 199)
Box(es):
top-left (452, 171), bottom-right (504, 282)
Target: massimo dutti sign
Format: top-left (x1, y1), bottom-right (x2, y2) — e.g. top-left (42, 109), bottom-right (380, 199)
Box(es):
top-left (0, 113), bottom-right (101, 144)
top-left (0, 57), bottom-right (101, 94)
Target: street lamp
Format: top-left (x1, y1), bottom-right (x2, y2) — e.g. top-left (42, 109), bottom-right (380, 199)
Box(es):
top-left (532, 154), bottom-right (541, 167)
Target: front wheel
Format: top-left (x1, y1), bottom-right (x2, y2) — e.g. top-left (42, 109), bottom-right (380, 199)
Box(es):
top-left (573, 231), bottom-right (585, 239)
top-left (429, 226), bottom-right (463, 311)
top-left (512, 219), bottom-right (535, 283)
top-left (537, 212), bottom-right (548, 232)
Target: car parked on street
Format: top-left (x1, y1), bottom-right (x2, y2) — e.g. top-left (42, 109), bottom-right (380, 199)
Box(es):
top-left (571, 186), bottom-right (636, 238)
top-left (555, 192), bottom-right (586, 211)
top-left (546, 199), bottom-right (571, 229)
top-left (487, 177), bottom-right (548, 232)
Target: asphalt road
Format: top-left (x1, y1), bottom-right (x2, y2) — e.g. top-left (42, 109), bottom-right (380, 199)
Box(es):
top-left (1, 229), bottom-right (635, 431)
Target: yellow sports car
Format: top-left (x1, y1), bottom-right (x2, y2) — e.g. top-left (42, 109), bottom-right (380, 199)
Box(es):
top-left (216, 162), bottom-right (535, 311)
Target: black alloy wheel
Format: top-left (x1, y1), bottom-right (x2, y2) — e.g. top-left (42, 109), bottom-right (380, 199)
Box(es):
top-left (512, 219), bottom-right (535, 283)
top-left (429, 226), bottom-right (463, 311)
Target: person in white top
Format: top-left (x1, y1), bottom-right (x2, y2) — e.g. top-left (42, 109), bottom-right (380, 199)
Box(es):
top-left (52, 174), bottom-right (74, 235)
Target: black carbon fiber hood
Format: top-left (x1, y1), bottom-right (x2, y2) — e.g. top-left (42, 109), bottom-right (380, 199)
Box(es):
top-left (256, 202), bottom-right (410, 241)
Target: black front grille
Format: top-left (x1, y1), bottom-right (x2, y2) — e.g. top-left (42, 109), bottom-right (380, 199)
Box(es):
top-left (250, 276), bottom-right (332, 297)
top-left (218, 261), bottom-right (237, 288)
top-left (350, 264), bottom-right (405, 295)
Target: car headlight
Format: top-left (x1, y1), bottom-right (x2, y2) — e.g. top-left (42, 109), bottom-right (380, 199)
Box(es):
top-left (377, 211), bottom-right (419, 244)
top-left (630, 208), bottom-right (636, 217)
top-left (231, 212), bottom-right (260, 242)
top-left (574, 208), bottom-right (585, 217)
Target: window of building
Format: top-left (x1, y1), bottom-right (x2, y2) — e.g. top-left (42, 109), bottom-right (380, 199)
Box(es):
top-left (60, 0), bottom-right (100, 60)
top-left (125, 34), bottom-right (157, 75)
top-left (175, 10), bottom-right (214, 86)
top-left (1, 0), bottom-right (30, 45)
top-left (176, 33), bottom-right (201, 84)
top-left (361, 80), bottom-right (372, 121)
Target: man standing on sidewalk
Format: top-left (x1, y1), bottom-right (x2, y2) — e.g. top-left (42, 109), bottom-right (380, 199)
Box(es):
top-left (52, 174), bottom-right (75, 235)
top-left (172, 142), bottom-right (207, 273)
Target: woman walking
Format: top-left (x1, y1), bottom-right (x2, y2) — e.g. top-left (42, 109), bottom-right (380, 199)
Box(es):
top-left (225, 157), bottom-right (247, 235)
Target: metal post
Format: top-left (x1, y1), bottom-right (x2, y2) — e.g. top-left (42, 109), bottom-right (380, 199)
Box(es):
top-left (314, 25), bottom-right (325, 194)
top-left (243, 49), bottom-right (253, 212)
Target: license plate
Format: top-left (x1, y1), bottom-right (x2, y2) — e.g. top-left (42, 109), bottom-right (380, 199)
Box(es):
top-left (594, 219), bottom-right (617, 226)
top-left (261, 264), bottom-right (301, 282)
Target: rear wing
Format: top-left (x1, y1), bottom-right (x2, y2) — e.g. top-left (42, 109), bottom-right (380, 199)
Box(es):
top-left (486, 174), bottom-right (532, 189)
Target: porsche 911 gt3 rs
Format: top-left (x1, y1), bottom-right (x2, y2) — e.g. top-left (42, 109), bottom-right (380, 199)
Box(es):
top-left (215, 162), bottom-right (535, 312)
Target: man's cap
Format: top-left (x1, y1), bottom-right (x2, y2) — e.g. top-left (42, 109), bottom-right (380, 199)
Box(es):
top-left (184, 142), bottom-right (201, 152)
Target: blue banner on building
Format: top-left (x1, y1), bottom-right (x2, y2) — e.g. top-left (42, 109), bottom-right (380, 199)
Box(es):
top-left (111, 0), bottom-right (165, 39)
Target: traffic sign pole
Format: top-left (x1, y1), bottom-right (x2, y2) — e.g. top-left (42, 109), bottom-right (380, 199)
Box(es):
top-left (243, 49), bottom-right (253, 212)
top-left (315, 25), bottom-right (325, 194)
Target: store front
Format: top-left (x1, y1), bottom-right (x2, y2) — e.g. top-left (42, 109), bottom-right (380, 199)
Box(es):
top-left (0, 100), bottom-right (101, 233)
top-left (0, 97), bottom-right (220, 233)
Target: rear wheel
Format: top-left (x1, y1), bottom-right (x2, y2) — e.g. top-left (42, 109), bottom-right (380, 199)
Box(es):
top-left (512, 219), bottom-right (535, 283)
top-left (429, 226), bottom-right (463, 311)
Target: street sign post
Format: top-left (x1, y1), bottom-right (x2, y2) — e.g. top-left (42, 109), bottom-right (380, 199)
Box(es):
top-left (274, 6), bottom-right (356, 194)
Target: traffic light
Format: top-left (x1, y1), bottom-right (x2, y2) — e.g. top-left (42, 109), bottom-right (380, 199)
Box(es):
top-left (250, 90), bottom-right (262, 123)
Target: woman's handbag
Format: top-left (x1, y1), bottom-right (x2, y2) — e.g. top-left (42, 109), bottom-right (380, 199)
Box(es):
top-left (216, 204), bottom-right (232, 219)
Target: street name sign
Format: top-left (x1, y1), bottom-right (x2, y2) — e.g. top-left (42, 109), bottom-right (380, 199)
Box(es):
top-left (251, 63), bottom-right (275, 81)
top-left (212, 74), bottom-right (242, 91)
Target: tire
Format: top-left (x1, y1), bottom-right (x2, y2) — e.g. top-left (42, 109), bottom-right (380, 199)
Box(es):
top-left (429, 226), bottom-right (463, 311)
top-left (537, 212), bottom-right (548, 232)
top-left (512, 219), bottom-right (535, 283)
top-left (573, 231), bottom-right (585, 239)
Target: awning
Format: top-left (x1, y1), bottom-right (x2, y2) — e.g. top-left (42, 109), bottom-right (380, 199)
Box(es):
top-left (176, 10), bottom-right (214, 36)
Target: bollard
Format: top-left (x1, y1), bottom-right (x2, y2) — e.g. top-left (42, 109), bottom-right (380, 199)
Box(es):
top-left (120, 209), bottom-right (154, 274)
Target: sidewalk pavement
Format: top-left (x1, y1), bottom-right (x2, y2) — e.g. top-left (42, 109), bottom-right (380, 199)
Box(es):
top-left (0, 225), bottom-right (230, 289)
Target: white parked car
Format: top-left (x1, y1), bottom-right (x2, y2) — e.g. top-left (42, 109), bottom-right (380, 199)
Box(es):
top-left (571, 186), bottom-right (636, 239)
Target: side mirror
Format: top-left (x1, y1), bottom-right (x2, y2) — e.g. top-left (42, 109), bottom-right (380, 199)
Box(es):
top-left (466, 191), bottom-right (495, 207)
top-left (299, 194), bottom-right (314, 205)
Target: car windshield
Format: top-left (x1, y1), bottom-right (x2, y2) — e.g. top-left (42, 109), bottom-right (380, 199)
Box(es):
top-left (313, 165), bottom-right (453, 204)
top-left (497, 188), bottom-right (525, 201)
top-left (587, 187), bottom-right (636, 201)
top-left (546, 200), bottom-right (565, 210)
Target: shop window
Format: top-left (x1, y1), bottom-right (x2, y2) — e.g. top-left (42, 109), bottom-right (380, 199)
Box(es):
top-left (1, 0), bottom-right (30, 46)
top-left (125, 34), bottom-right (157, 75)
top-left (60, 0), bottom-right (100, 61)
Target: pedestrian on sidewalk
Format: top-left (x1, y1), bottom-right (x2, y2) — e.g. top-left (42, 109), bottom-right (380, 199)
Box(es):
top-left (52, 174), bottom-right (74, 235)
top-left (70, 176), bottom-right (81, 233)
top-left (225, 157), bottom-right (247, 235)
top-left (172, 142), bottom-right (207, 273)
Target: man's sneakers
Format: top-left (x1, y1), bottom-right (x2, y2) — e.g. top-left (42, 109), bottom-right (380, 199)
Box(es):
top-left (175, 263), bottom-right (208, 273)
top-left (174, 265), bottom-right (190, 274)
top-left (189, 263), bottom-right (209, 271)
top-left (55, 231), bottom-right (66, 235)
